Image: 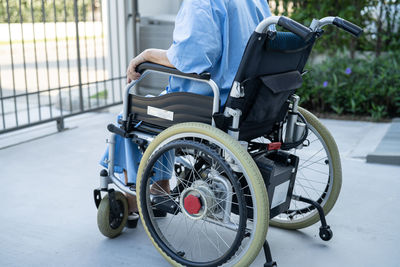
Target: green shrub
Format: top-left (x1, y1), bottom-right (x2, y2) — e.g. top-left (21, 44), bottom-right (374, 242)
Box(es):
top-left (298, 50), bottom-right (400, 120)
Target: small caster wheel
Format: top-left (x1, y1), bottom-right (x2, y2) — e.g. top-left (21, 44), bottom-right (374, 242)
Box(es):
top-left (97, 191), bottom-right (128, 238)
top-left (264, 261), bottom-right (277, 267)
top-left (319, 225), bottom-right (333, 241)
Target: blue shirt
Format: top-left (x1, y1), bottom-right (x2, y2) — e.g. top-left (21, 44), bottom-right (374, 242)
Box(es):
top-left (166, 0), bottom-right (273, 106)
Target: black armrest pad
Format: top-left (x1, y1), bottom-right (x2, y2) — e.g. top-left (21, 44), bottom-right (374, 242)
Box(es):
top-left (136, 62), bottom-right (211, 80)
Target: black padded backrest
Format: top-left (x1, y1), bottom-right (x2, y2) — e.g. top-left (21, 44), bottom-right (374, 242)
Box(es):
top-left (233, 31), bottom-right (316, 83)
top-left (129, 92), bottom-right (213, 130)
top-left (218, 31), bottom-right (317, 140)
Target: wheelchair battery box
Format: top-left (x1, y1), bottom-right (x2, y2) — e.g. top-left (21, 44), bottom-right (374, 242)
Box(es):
top-left (254, 150), bottom-right (299, 219)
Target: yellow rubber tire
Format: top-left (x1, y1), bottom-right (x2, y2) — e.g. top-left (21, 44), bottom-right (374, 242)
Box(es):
top-left (270, 107), bottom-right (342, 230)
top-left (97, 191), bottom-right (128, 238)
top-left (137, 122), bottom-right (269, 267)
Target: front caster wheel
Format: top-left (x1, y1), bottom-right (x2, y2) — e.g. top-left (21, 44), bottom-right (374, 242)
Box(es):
top-left (97, 191), bottom-right (128, 238)
top-left (319, 226), bottom-right (333, 241)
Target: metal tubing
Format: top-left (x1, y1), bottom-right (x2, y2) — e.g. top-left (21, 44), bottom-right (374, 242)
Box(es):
top-left (99, 0), bottom-right (108, 105)
top-left (63, 0), bottom-right (73, 112)
top-left (293, 194), bottom-right (328, 227)
top-left (255, 16), bottom-right (280, 33)
top-left (0, 65), bottom-right (5, 129)
top-left (208, 171), bottom-right (233, 224)
top-left (0, 77), bottom-right (125, 102)
top-left (74, 0), bottom-right (84, 112)
top-left (41, 0), bottom-right (53, 118)
top-left (310, 16), bottom-right (335, 31)
top-left (132, 0), bottom-right (140, 56)
top-left (82, 0), bottom-right (91, 109)
top-left (107, 133), bottom-right (116, 177)
top-left (6, 0), bottom-right (19, 126)
top-left (90, 0), bottom-right (100, 106)
top-left (18, 0), bottom-right (31, 123)
top-left (106, 0), bottom-right (116, 103)
top-left (107, 133), bottom-right (137, 196)
top-left (115, 0), bottom-right (123, 101)
top-left (53, 0), bottom-right (63, 117)
top-left (30, 0), bottom-right (42, 120)
top-left (0, 102), bottom-right (122, 135)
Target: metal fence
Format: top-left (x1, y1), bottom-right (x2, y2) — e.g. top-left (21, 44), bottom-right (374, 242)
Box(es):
top-left (0, 0), bottom-right (128, 134)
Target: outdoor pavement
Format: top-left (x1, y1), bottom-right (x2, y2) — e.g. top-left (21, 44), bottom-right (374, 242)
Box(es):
top-left (0, 106), bottom-right (399, 267)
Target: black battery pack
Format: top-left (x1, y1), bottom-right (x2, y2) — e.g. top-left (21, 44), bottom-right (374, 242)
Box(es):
top-left (230, 150), bottom-right (299, 219)
top-left (254, 150), bottom-right (299, 219)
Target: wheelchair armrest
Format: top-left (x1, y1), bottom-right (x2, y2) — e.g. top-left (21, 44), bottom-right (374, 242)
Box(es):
top-left (136, 62), bottom-right (211, 80)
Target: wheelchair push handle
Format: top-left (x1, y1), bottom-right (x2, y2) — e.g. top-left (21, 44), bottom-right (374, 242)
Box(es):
top-left (277, 16), bottom-right (314, 42)
top-left (332, 17), bottom-right (363, 37)
top-left (255, 16), bottom-right (313, 42)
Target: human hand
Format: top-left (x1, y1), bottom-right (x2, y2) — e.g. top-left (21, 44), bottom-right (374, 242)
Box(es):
top-left (126, 52), bottom-right (146, 83)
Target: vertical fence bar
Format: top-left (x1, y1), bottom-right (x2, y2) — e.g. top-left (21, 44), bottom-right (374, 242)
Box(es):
top-left (0, 65), bottom-right (6, 129)
top-left (91, 0), bottom-right (100, 107)
top-left (74, 0), bottom-right (84, 112)
top-left (63, 0), bottom-right (73, 113)
top-left (133, 0), bottom-right (139, 57)
top-left (53, 0), bottom-right (63, 118)
top-left (6, 0), bottom-right (19, 126)
top-left (30, 0), bottom-right (42, 121)
top-left (82, 0), bottom-right (91, 109)
top-left (115, 0), bottom-right (122, 101)
top-left (99, 0), bottom-right (108, 105)
top-left (41, 0), bottom-right (53, 118)
top-left (18, 0), bottom-right (31, 124)
top-left (106, 0), bottom-right (115, 103)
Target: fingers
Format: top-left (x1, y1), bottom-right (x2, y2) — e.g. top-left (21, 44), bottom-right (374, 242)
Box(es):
top-left (126, 63), bottom-right (141, 83)
top-left (126, 53), bottom-right (146, 83)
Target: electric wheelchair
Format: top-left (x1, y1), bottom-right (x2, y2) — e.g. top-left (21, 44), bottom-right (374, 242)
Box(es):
top-left (94, 16), bottom-right (363, 267)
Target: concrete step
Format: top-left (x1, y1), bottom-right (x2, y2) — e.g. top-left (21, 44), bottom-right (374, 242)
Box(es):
top-left (367, 118), bottom-right (400, 165)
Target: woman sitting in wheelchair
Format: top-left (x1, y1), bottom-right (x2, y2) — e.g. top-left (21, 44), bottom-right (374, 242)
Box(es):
top-left (96, 0), bottom-right (362, 266)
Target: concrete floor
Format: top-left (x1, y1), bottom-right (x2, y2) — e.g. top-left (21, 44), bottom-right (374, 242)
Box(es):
top-left (0, 106), bottom-right (399, 267)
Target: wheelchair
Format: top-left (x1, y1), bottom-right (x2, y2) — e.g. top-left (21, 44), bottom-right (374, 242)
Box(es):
top-left (94, 16), bottom-right (363, 266)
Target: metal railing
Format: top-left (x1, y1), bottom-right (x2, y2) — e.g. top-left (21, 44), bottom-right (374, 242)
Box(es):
top-left (0, 0), bottom-right (127, 134)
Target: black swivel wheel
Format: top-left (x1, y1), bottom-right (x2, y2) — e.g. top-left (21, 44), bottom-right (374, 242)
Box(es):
top-left (319, 225), bottom-right (333, 241)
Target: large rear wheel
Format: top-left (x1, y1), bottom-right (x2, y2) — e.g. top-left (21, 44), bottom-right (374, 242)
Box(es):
top-left (137, 122), bottom-right (269, 267)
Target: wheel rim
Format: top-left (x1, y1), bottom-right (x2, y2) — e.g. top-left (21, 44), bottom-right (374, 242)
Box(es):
top-left (139, 133), bottom-right (264, 266)
top-left (109, 199), bottom-right (126, 229)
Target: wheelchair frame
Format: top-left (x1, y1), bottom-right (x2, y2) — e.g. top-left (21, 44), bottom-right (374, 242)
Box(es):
top-left (94, 15), bottom-right (362, 267)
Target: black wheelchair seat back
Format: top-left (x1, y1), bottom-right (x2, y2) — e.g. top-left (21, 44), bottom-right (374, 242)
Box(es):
top-left (128, 92), bottom-right (213, 133)
top-left (217, 31), bottom-right (318, 141)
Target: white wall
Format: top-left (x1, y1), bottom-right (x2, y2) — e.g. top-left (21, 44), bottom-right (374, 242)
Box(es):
top-left (138, 0), bottom-right (182, 16)
top-left (104, 0), bottom-right (182, 99)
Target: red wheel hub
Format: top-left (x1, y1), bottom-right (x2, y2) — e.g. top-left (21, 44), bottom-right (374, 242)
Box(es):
top-left (184, 194), bottom-right (202, 215)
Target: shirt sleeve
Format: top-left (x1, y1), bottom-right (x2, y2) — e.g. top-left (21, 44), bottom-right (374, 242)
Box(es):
top-left (166, 0), bottom-right (223, 74)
